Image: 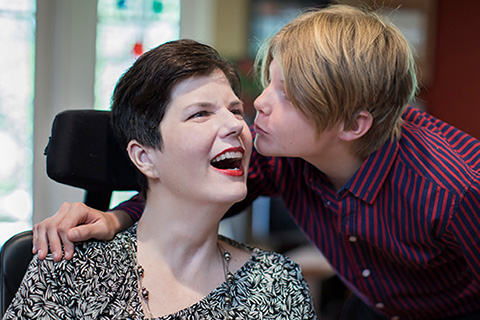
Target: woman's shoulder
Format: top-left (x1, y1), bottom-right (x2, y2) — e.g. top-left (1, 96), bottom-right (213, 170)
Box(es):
top-left (69, 223), bottom-right (137, 266)
top-left (253, 246), bottom-right (303, 276)
top-left (33, 224), bottom-right (138, 293)
top-left (219, 235), bottom-right (302, 277)
top-left (79, 222), bottom-right (134, 246)
top-left (218, 236), bottom-right (316, 316)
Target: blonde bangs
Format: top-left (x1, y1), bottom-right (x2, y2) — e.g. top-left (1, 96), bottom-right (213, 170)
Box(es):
top-left (256, 5), bottom-right (418, 158)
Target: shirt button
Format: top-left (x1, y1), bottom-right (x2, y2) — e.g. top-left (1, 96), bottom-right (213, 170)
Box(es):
top-left (348, 236), bottom-right (357, 242)
top-left (362, 269), bottom-right (371, 277)
top-left (375, 302), bottom-right (385, 309)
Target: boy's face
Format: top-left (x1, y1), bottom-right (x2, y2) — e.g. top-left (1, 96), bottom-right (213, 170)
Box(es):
top-left (253, 60), bottom-right (341, 162)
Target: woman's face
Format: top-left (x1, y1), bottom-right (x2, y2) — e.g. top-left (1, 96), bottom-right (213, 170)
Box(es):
top-left (149, 70), bottom-right (252, 206)
top-left (253, 59), bottom-right (339, 160)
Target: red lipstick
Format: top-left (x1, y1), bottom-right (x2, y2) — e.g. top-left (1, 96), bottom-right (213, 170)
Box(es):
top-left (211, 147), bottom-right (245, 177)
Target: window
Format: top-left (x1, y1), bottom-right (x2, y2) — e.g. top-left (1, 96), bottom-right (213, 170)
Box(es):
top-left (0, 0), bottom-right (181, 246)
top-left (0, 0), bottom-right (36, 246)
top-left (95, 0), bottom-right (180, 110)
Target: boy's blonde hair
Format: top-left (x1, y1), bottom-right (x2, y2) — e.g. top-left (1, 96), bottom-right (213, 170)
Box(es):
top-left (257, 4), bottom-right (418, 158)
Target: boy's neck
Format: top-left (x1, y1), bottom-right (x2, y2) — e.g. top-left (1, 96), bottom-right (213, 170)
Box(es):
top-left (305, 147), bottom-right (365, 192)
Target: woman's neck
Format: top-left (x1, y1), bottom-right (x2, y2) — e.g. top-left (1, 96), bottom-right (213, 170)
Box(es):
top-left (135, 199), bottom-right (228, 317)
top-left (137, 195), bottom-right (226, 257)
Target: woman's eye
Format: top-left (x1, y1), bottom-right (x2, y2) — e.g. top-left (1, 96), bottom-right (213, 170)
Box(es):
top-left (231, 108), bottom-right (244, 117)
top-left (188, 111), bottom-right (209, 119)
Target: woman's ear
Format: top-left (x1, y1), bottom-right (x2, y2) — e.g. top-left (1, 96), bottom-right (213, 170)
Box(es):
top-left (127, 140), bottom-right (160, 179)
top-left (339, 110), bottom-right (373, 142)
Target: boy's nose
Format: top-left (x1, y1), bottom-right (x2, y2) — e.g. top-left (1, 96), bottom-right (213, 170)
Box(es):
top-left (253, 88), bottom-right (270, 114)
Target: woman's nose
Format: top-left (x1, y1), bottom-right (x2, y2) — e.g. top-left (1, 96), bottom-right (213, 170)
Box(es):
top-left (221, 111), bottom-right (244, 138)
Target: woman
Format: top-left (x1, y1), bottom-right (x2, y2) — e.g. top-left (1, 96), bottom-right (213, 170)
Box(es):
top-left (3, 40), bottom-right (317, 319)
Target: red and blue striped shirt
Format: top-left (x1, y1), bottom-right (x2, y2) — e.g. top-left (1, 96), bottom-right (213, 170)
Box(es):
top-left (116, 106), bottom-right (480, 319)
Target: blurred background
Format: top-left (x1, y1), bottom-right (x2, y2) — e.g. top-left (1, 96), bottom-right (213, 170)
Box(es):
top-left (1, 0), bottom-right (479, 318)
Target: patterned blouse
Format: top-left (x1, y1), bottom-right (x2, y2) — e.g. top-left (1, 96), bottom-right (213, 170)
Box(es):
top-left (4, 224), bottom-right (317, 319)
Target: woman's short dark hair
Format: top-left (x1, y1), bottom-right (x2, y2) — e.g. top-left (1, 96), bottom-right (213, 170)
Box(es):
top-left (111, 39), bottom-right (242, 194)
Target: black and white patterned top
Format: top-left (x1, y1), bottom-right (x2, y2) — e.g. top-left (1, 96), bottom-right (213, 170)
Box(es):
top-left (4, 224), bottom-right (318, 320)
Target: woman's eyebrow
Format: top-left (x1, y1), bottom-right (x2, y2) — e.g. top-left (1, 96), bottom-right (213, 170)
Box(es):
top-left (184, 100), bottom-right (244, 109)
top-left (184, 102), bottom-right (213, 109)
top-left (230, 100), bottom-right (244, 108)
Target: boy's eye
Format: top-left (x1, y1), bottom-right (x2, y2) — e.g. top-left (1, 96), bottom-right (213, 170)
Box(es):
top-left (280, 89), bottom-right (291, 101)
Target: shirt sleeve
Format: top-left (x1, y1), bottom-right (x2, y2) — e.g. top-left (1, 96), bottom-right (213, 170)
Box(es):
top-left (406, 106), bottom-right (480, 170)
top-left (444, 175), bottom-right (480, 281)
top-left (110, 193), bottom-right (145, 221)
top-left (420, 107), bottom-right (480, 277)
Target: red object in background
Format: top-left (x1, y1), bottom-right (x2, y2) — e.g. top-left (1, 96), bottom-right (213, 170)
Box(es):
top-left (133, 42), bottom-right (144, 57)
top-left (422, 0), bottom-right (480, 139)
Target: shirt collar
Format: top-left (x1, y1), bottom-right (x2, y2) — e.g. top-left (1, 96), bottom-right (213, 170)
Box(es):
top-left (341, 137), bottom-right (399, 204)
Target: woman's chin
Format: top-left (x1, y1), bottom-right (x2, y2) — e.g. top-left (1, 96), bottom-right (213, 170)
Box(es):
top-left (223, 188), bottom-right (248, 205)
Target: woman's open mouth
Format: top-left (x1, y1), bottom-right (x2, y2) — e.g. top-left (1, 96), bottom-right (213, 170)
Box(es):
top-left (210, 147), bottom-right (244, 177)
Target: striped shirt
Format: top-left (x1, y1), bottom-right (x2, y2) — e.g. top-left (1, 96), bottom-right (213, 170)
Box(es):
top-left (116, 106), bottom-right (480, 319)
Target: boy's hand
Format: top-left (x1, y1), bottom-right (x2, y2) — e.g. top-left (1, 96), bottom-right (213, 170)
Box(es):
top-left (32, 202), bottom-right (133, 261)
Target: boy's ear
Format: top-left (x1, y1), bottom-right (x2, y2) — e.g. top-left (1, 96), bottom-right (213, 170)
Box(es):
top-left (127, 140), bottom-right (160, 179)
top-left (339, 110), bottom-right (373, 142)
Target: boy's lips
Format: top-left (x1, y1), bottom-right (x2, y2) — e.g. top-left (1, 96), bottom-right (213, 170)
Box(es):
top-left (254, 123), bottom-right (267, 135)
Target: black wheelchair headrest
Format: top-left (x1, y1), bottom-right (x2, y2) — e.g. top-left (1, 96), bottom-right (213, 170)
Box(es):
top-left (44, 110), bottom-right (140, 192)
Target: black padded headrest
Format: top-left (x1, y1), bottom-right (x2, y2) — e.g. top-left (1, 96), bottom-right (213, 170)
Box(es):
top-left (0, 230), bottom-right (33, 315)
top-left (45, 110), bottom-right (140, 192)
